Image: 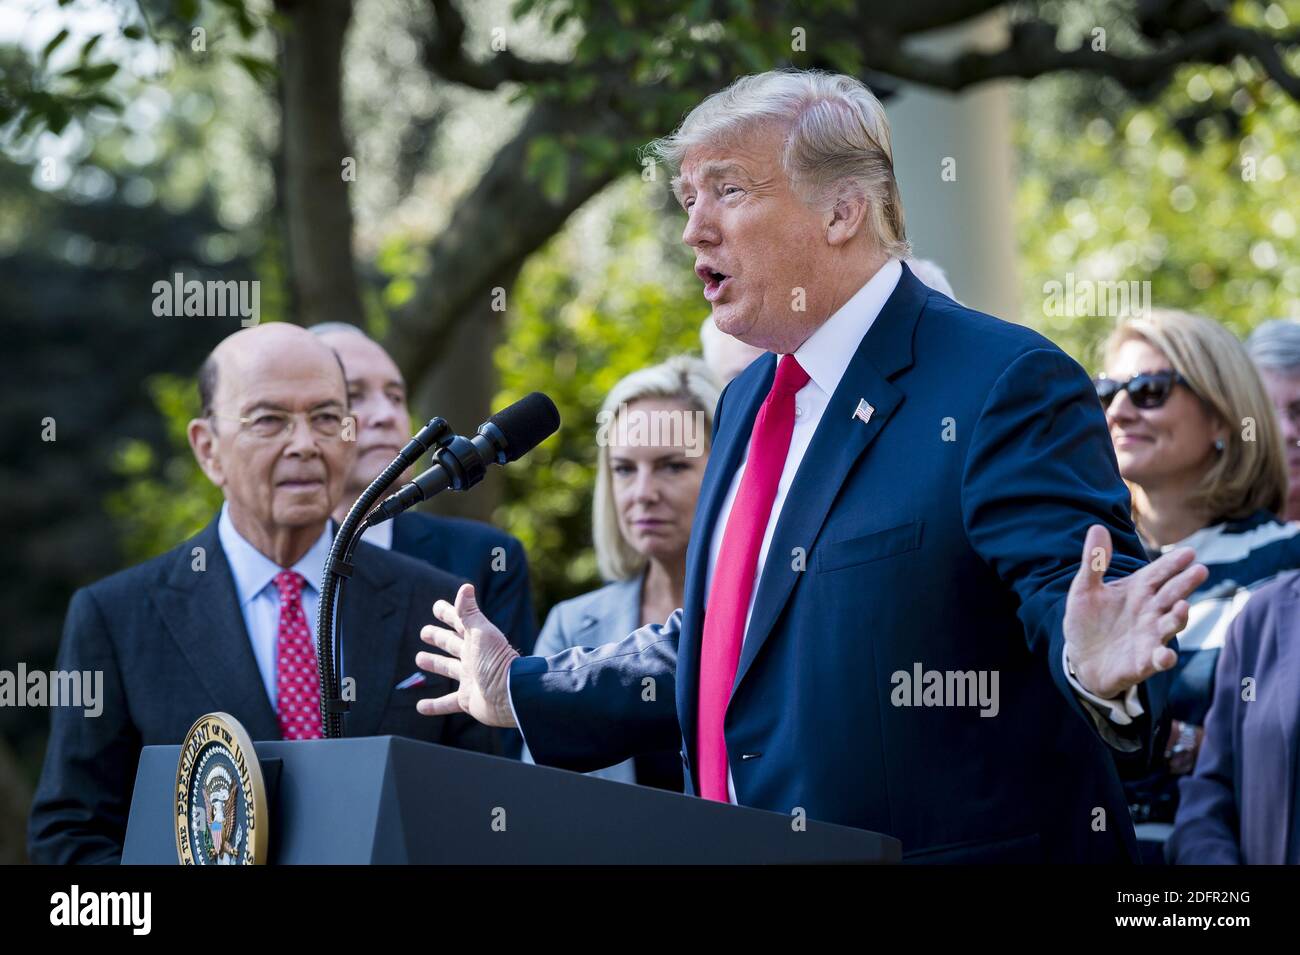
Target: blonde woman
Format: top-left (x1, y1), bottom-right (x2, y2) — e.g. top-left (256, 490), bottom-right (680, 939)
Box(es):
top-left (1096, 309), bottom-right (1300, 844)
top-left (522, 356), bottom-right (719, 789)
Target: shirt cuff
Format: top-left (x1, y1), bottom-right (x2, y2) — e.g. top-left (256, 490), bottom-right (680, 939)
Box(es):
top-left (1063, 645), bottom-right (1144, 752)
top-left (505, 656), bottom-right (531, 756)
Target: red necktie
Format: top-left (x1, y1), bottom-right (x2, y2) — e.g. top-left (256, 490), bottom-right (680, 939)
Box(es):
top-left (274, 570), bottom-right (323, 740)
top-left (697, 354), bottom-right (810, 801)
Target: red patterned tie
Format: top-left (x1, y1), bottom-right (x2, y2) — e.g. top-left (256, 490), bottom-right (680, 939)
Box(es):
top-left (274, 570), bottom-right (323, 740)
top-left (697, 354), bottom-right (810, 801)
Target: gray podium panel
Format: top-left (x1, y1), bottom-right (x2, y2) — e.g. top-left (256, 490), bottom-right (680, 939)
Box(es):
top-left (123, 735), bottom-right (900, 864)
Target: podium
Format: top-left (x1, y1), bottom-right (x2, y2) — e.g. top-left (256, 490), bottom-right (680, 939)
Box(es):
top-left (122, 735), bottom-right (900, 864)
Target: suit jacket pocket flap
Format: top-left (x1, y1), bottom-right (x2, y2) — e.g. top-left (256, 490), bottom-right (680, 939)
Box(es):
top-left (816, 520), bottom-right (924, 572)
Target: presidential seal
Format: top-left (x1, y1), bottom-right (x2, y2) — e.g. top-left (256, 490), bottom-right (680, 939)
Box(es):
top-left (175, 713), bottom-right (268, 865)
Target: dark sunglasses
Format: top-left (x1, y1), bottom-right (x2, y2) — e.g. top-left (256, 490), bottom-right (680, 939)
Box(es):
top-left (1093, 370), bottom-right (1193, 410)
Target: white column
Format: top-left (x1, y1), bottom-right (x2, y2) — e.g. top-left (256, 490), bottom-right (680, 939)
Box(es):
top-left (886, 13), bottom-right (1021, 324)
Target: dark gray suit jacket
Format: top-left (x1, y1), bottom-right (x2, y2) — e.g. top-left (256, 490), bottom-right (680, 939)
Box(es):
top-left (1168, 569), bottom-right (1300, 864)
top-left (28, 519), bottom-right (492, 864)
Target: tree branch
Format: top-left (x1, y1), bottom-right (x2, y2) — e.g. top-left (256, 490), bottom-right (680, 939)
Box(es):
top-left (423, 0), bottom-right (569, 90)
top-left (860, 18), bottom-right (1300, 99)
top-left (388, 98), bottom-right (629, 381)
top-left (1229, 24), bottom-right (1300, 100)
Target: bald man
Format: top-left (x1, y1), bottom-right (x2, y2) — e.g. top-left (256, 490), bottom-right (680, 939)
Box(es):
top-left (29, 324), bottom-right (493, 864)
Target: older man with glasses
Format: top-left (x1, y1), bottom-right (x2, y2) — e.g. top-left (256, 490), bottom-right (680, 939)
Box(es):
top-left (29, 323), bottom-right (494, 864)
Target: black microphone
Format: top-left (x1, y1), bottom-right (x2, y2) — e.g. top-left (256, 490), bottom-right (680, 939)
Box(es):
top-left (367, 392), bottom-right (560, 525)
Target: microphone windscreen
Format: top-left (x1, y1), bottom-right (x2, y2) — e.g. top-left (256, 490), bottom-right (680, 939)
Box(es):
top-left (488, 392), bottom-right (560, 462)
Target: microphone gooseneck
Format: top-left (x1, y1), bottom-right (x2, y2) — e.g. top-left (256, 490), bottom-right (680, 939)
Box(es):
top-left (315, 417), bottom-right (454, 739)
top-left (313, 395), bottom-right (560, 739)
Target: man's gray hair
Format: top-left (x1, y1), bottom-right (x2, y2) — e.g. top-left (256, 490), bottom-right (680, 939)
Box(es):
top-left (1245, 319), bottom-right (1300, 374)
top-left (646, 69), bottom-right (910, 259)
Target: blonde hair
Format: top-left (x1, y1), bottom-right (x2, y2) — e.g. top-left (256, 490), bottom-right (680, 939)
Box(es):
top-left (593, 356), bottom-right (720, 582)
top-left (646, 69), bottom-right (910, 259)
top-left (1103, 308), bottom-right (1287, 525)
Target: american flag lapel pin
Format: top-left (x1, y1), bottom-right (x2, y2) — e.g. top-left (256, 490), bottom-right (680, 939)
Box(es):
top-left (852, 398), bottom-right (875, 425)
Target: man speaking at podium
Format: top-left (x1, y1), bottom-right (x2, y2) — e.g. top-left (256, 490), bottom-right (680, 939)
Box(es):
top-left (415, 71), bottom-right (1208, 863)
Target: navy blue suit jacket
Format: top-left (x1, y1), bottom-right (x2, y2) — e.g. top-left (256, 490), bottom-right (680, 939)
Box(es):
top-left (392, 511), bottom-right (537, 655)
top-left (511, 264), bottom-right (1169, 862)
top-left (1168, 570), bottom-right (1300, 864)
top-left (28, 519), bottom-right (493, 864)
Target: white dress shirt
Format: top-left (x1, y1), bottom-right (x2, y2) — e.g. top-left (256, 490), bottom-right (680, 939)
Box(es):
top-left (217, 504), bottom-right (332, 710)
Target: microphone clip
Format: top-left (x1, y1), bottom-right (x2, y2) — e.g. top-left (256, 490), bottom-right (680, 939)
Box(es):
top-left (431, 434), bottom-right (486, 491)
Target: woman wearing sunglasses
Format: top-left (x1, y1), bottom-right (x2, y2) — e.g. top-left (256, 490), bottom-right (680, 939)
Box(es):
top-left (1095, 309), bottom-right (1300, 860)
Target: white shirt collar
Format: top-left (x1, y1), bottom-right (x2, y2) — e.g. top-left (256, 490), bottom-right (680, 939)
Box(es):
top-left (216, 502), bottom-right (332, 606)
top-left (790, 257), bottom-right (903, 396)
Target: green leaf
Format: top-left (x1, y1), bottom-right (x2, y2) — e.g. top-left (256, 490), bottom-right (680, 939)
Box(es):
top-left (234, 54), bottom-right (277, 85)
top-left (18, 108), bottom-right (41, 137)
top-left (383, 276), bottom-right (416, 309)
top-left (80, 92), bottom-right (120, 111)
top-left (42, 29), bottom-right (70, 62)
top-left (213, 0), bottom-right (259, 40)
top-left (60, 62), bottom-right (119, 84)
top-left (80, 33), bottom-right (104, 62)
top-left (236, 12), bottom-right (258, 40)
top-left (46, 103), bottom-right (70, 135)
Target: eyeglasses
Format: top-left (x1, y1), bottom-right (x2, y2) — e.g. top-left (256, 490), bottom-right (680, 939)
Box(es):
top-left (208, 409), bottom-right (350, 440)
top-left (1093, 370), bottom-right (1193, 410)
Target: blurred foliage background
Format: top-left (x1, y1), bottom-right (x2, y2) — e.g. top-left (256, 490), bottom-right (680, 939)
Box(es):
top-left (494, 181), bottom-right (704, 600)
top-left (1017, 4), bottom-right (1300, 365)
top-left (2, 0), bottom-right (1298, 859)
